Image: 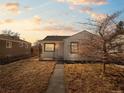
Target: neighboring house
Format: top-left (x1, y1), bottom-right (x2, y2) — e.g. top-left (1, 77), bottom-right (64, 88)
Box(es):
top-left (39, 31), bottom-right (99, 61)
top-left (0, 34), bottom-right (31, 62)
top-left (110, 35), bottom-right (124, 53)
top-left (109, 35), bottom-right (124, 61)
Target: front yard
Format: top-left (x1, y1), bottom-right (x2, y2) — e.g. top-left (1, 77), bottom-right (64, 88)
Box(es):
top-left (1, 59), bottom-right (124, 93)
top-left (64, 64), bottom-right (124, 93)
top-left (0, 58), bottom-right (55, 93)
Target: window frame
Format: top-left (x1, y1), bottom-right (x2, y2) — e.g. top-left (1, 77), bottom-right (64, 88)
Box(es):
top-left (44, 43), bottom-right (55, 52)
top-left (70, 42), bottom-right (79, 54)
top-left (19, 42), bottom-right (23, 47)
top-left (6, 41), bottom-right (12, 48)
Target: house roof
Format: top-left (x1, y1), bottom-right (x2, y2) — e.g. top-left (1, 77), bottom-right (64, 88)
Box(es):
top-left (42, 36), bottom-right (70, 41)
top-left (63, 30), bottom-right (99, 40)
top-left (0, 34), bottom-right (30, 44)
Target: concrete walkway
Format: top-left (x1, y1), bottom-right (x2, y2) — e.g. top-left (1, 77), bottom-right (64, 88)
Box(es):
top-left (45, 64), bottom-right (65, 93)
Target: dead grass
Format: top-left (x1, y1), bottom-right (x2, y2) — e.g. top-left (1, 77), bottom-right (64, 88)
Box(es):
top-left (0, 58), bottom-right (55, 93)
top-left (64, 64), bottom-right (124, 93)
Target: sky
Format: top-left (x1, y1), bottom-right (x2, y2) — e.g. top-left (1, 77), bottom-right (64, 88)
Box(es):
top-left (0, 0), bottom-right (124, 44)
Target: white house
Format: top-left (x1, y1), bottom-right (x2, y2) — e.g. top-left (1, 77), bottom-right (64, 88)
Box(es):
top-left (39, 31), bottom-right (98, 61)
top-left (39, 30), bottom-right (124, 61)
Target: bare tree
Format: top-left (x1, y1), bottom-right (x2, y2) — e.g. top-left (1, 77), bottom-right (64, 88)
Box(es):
top-left (2, 30), bottom-right (20, 38)
top-left (80, 11), bottom-right (124, 73)
top-left (79, 34), bottom-right (103, 62)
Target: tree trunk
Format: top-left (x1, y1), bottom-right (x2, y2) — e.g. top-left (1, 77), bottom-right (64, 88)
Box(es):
top-left (103, 41), bottom-right (107, 74)
top-left (103, 63), bottom-right (106, 74)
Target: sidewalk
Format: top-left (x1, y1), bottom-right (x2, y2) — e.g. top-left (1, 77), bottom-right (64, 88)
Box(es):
top-left (45, 64), bottom-right (65, 93)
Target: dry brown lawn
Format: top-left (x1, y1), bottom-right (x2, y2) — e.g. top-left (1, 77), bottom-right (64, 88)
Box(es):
top-left (64, 64), bottom-right (124, 93)
top-left (0, 58), bottom-right (55, 93)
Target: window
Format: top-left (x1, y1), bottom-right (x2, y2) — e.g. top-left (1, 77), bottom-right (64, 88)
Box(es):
top-left (70, 42), bottom-right (78, 53)
top-left (19, 42), bottom-right (23, 47)
top-left (44, 43), bottom-right (55, 52)
top-left (6, 41), bottom-right (12, 48)
top-left (23, 43), bottom-right (28, 48)
top-left (25, 44), bottom-right (28, 48)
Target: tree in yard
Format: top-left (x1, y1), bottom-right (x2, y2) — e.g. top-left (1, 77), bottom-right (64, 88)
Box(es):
top-left (80, 11), bottom-right (124, 73)
top-left (2, 30), bottom-right (20, 38)
top-left (79, 33), bottom-right (103, 62)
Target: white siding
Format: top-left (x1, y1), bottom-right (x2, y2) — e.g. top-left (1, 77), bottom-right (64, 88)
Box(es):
top-left (40, 31), bottom-right (100, 61)
top-left (64, 31), bottom-right (96, 61)
top-left (40, 41), bottom-right (64, 60)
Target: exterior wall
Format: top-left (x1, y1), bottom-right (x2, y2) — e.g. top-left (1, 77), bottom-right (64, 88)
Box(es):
top-left (64, 31), bottom-right (96, 61)
top-left (64, 32), bottom-right (124, 61)
top-left (0, 39), bottom-right (31, 60)
top-left (40, 41), bottom-right (64, 60)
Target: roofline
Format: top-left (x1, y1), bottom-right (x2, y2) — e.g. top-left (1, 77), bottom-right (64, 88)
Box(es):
top-left (63, 30), bottom-right (99, 40)
top-left (41, 36), bottom-right (70, 41)
top-left (41, 39), bottom-right (66, 41)
top-left (0, 37), bottom-right (31, 44)
top-left (63, 30), bottom-right (84, 40)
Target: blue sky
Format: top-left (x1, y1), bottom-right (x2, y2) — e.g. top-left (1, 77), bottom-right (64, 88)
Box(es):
top-left (0, 0), bottom-right (124, 43)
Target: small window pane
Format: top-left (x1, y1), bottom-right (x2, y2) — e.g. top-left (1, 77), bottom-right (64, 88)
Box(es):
top-left (44, 43), bottom-right (55, 52)
top-left (6, 41), bottom-right (12, 48)
top-left (71, 42), bottom-right (78, 53)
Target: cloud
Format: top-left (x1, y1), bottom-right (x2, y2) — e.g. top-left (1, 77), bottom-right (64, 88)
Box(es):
top-left (44, 25), bottom-right (76, 31)
top-left (0, 16), bottom-right (42, 33)
top-left (33, 15), bottom-right (42, 24)
top-left (56, 0), bottom-right (108, 20)
top-left (24, 6), bottom-right (32, 11)
top-left (80, 6), bottom-right (93, 13)
top-left (0, 2), bottom-right (33, 15)
top-left (0, 16), bottom-right (41, 25)
top-left (69, 4), bottom-right (79, 10)
top-left (90, 12), bottom-right (107, 20)
top-left (43, 25), bottom-right (77, 36)
top-left (79, 6), bottom-right (106, 20)
top-left (4, 19), bottom-right (14, 23)
top-left (0, 19), bottom-right (14, 24)
top-left (57, 0), bottom-right (108, 5)
top-left (4, 3), bottom-right (20, 14)
top-left (57, 0), bottom-right (65, 2)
